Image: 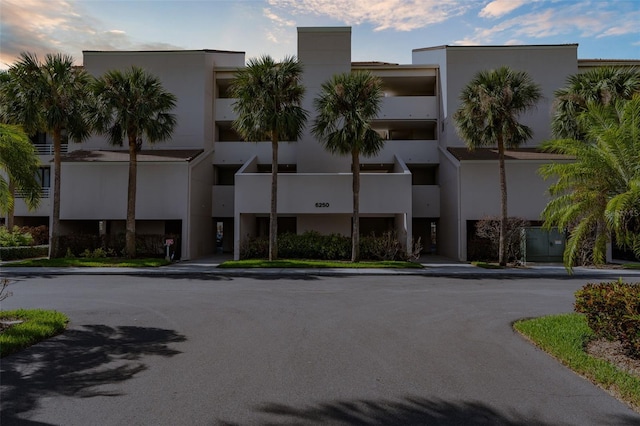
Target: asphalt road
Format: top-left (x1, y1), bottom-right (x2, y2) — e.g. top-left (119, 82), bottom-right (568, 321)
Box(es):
top-left (1, 274), bottom-right (639, 425)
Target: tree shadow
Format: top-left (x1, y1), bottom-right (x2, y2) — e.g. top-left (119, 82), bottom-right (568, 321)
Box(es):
top-left (1, 324), bottom-right (186, 424)
top-left (219, 395), bottom-right (639, 425)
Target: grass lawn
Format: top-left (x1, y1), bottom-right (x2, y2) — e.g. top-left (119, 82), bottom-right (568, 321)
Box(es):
top-left (514, 313), bottom-right (640, 411)
top-left (471, 261), bottom-right (504, 269)
top-left (623, 263), bottom-right (640, 270)
top-left (0, 309), bottom-right (69, 357)
top-left (5, 257), bottom-right (171, 267)
top-left (218, 259), bottom-right (423, 269)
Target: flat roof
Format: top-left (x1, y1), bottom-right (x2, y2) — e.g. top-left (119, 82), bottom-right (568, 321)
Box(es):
top-left (413, 44), bottom-right (578, 53)
top-left (83, 49), bottom-right (244, 55)
top-left (61, 149), bottom-right (204, 163)
top-left (448, 147), bottom-right (573, 161)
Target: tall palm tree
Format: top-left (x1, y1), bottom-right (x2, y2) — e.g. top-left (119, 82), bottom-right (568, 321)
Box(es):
top-left (453, 66), bottom-right (542, 266)
top-left (230, 56), bottom-right (307, 261)
top-left (552, 66), bottom-right (640, 140)
top-left (0, 53), bottom-right (93, 257)
top-left (312, 71), bottom-right (385, 262)
top-left (541, 95), bottom-right (640, 270)
top-left (91, 66), bottom-right (177, 258)
top-left (0, 124), bottom-right (41, 222)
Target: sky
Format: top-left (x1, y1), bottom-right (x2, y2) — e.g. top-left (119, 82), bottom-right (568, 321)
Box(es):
top-left (1, 0), bottom-right (639, 70)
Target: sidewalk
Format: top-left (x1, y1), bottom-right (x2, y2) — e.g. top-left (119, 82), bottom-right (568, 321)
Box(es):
top-left (2, 254), bottom-right (640, 279)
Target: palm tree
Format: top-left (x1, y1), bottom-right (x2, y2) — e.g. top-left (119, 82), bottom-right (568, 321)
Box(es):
top-left (0, 53), bottom-right (93, 257)
top-left (540, 95), bottom-right (640, 270)
top-left (0, 124), bottom-right (41, 223)
top-left (552, 66), bottom-right (640, 140)
top-left (453, 66), bottom-right (542, 266)
top-left (312, 71), bottom-right (385, 262)
top-left (91, 67), bottom-right (177, 258)
top-left (230, 56), bottom-right (307, 261)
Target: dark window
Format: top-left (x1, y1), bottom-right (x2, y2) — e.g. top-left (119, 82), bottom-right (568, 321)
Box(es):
top-left (36, 167), bottom-right (50, 188)
top-left (408, 164), bottom-right (438, 185)
top-left (214, 166), bottom-right (241, 185)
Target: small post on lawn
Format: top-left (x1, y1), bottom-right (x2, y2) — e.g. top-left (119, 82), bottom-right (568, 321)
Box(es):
top-left (165, 238), bottom-right (174, 262)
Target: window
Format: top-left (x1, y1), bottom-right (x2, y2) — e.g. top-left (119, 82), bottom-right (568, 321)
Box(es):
top-left (36, 167), bottom-right (50, 188)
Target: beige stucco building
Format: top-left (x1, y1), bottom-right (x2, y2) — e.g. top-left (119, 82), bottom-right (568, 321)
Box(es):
top-left (9, 27), bottom-right (639, 261)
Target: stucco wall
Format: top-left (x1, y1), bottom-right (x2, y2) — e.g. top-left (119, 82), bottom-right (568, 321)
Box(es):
top-left (297, 27), bottom-right (352, 173)
top-left (60, 162), bottom-right (189, 220)
top-left (188, 152), bottom-right (214, 258)
top-left (458, 160), bottom-right (565, 259)
top-left (82, 50), bottom-right (244, 152)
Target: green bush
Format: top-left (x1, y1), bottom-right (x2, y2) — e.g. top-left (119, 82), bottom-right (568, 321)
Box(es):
top-left (575, 281), bottom-right (640, 358)
top-left (0, 226), bottom-right (34, 247)
top-left (19, 225), bottom-right (49, 245)
top-left (240, 231), bottom-right (412, 261)
top-left (0, 245), bottom-right (49, 261)
top-left (60, 233), bottom-right (168, 258)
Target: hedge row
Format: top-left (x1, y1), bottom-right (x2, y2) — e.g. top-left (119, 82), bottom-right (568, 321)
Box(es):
top-left (240, 231), bottom-right (415, 261)
top-left (59, 234), bottom-right (175, 258)
top-left (0, 245), bottom-right (49, 261)
top-left (575, 281), bottom-right (640, 358)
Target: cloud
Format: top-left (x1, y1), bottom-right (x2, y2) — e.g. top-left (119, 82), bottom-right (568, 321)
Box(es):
top-left (479, 0), bottom-right (527, 19)
top-left (0, 0), bottom-right (182, 69)
top-left (266, 0), bottom-right (473, 31)
top-left (454, 2), bottom-right (638, 46)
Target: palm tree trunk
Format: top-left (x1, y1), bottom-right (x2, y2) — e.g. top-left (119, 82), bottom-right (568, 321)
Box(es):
top-left (269, 136), bottom-right (278, 261)
top-left (498, 136), bottom-right (508, 266)
top-left (352, 150), bottom-right (360, 262)
top-left (126, 135), bottom-right (138, 258)
top-left (50, 128), bottom-right (62, 258)
top-left (7, 180), bottom-right (15, 229)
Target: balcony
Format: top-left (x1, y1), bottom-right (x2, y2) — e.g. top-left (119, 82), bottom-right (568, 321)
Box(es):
top-left (235, 172), bottom-right (412, 215)
top-left (378, 96), bottom-right (437, 120)
top-left (32, 144), bottom-right (68, 156)
top-left (15, 187), bottom-right (50, 198)
top-left (215, 98), bottom-right (236, 122)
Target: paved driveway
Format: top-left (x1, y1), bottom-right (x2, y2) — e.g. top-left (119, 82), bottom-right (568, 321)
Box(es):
top-left (1, 274), bottom-right (639, 425)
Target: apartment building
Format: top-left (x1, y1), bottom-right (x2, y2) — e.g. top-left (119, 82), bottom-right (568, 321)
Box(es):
top-left (9, 27), bottom-right (639, 261)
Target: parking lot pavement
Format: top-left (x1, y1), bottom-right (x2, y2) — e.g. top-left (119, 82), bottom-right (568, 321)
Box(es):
top-left (1, 274), bottom-right (639, 425)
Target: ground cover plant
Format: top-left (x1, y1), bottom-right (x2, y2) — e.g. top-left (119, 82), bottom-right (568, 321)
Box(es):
top-left (219, 259), bottom-right (422, 269)
top-left (0, 308), bottom-right (69, 357)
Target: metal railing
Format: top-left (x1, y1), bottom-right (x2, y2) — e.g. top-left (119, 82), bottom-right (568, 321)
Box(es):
top-left (32, 144), bottom-right (68, 155)
top-left (14, 187), bottom-right (50, 198)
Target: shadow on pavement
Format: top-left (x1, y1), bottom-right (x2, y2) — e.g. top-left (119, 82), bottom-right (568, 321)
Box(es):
top-left (219, 395), bottom-right (638, 425)
top-left (1, 324), bottom-right (186, 424)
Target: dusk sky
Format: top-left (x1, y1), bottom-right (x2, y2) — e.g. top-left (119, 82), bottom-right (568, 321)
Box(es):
top-left (1, 0), bottom-right (639, 70)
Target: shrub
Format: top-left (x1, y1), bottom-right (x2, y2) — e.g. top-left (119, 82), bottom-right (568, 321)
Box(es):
top-left (19, 225), bottom-right (49, 245)
top-left (59, 233), bottom-right (167, 258)
top-left (0, 245), bottom-right (49, 261)
top-left (474, 216), bottom-right (530, 263)
top-left (0, 226), bottom-right (34, 247)
top-left (575, 281), bottom-right (640, 358)
top-left (240, 231), bottom-right (413, 261)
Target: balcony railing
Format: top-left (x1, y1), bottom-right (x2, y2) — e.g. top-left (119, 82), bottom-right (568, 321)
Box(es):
top-left (32, 144), bottom-right (68, 155)
top-left (15, 188), bottom-right (50, 198)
